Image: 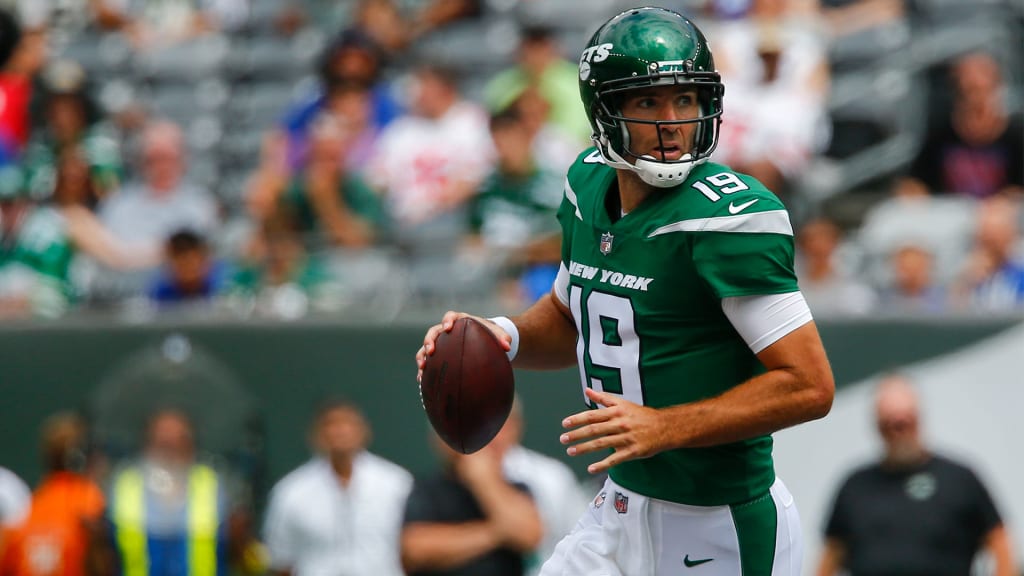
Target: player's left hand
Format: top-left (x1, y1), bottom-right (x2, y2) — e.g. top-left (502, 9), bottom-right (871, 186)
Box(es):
top-left (560, 388), bottom-right (672, 474)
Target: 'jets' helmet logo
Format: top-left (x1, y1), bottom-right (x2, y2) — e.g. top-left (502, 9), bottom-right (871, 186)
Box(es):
top-left (579, 43), bottom-right (613, 81)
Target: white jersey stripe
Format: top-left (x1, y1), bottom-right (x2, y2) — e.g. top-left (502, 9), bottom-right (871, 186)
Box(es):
top-left (647, 209), bottom-right (793, 237)
top-left (564, 178), bottom-right (584, 221)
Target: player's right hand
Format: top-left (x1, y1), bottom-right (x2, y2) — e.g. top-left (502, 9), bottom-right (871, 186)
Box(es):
top-left (416, 311), bottom-right (512, 382)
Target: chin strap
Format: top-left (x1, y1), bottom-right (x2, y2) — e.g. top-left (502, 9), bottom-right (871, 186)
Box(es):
top-left (598, 135), bottom-right (701, 188)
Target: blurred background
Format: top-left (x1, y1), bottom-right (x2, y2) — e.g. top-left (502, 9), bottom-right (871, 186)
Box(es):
top-left (0, 0), bottom-right (1021, 574)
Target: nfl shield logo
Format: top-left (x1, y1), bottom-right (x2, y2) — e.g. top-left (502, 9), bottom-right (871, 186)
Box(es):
top-left (593, 491), bottom-right (607, 509)
top-left (613, 491), bottom-right (629, 514)
top-left (600, 232), bottom-right (614, 255)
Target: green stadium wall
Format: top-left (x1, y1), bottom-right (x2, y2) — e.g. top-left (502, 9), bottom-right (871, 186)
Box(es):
top-left (1, 316), bottom-right (1021, 499)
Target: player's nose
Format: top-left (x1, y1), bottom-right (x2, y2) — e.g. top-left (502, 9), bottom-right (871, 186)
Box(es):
top-left (660, 101), bottom-right (684, 121)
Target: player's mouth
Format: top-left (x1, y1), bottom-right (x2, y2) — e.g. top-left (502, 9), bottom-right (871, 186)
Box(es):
top-left (652, 144), bottom-right (683, 161)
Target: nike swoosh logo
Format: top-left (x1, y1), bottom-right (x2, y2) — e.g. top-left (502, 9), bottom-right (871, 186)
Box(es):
top-left (728, 199), bottom-right (758, 214)
top-left (683, 555), bottom-right (714, 568)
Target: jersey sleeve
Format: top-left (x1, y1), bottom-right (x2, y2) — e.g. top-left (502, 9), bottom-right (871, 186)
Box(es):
top-left (691, 200), bottom-right (798, 299)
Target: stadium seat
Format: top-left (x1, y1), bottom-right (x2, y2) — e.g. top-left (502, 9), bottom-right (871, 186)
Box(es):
top-left (132, 35), bottom-right (230, 82)
top-left (828, 20), bottom-right (911, 71)
top-left (224, 80), bottom-right (301, 131)
top-left (227, 31), bottom-right (323, 81)
top-left (412, 19), bottom-right (519, 75)
top-left (144, 80), bottom-right (230, 126)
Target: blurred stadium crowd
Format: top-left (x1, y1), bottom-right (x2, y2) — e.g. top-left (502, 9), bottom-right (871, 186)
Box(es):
top-left (0, 0), bottom-right (1019, 323)
top-left (0, 1), bottom-right (1022, 575)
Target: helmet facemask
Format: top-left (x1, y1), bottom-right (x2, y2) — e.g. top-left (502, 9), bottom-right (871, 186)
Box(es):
top-left (591, 68), bottom-right (723, 188)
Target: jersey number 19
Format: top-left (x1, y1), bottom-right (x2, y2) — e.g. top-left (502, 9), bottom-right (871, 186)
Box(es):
top-left (568, 285), bottom-right (645, 407)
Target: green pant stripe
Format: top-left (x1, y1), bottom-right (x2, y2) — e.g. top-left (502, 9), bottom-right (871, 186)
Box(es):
top-left (730, 491), bottom-right (778, 576)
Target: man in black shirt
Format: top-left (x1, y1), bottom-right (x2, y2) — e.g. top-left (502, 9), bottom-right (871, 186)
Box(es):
top-left (817, 375), bottom-right (1015, 576)
top-left (900, 51), bottom-right (1023, 199)
top-left (401, 437), bottom-right (543, 576)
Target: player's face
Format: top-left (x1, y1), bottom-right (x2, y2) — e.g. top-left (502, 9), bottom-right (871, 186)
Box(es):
top-left (619, 86), bottom-right (700, 162)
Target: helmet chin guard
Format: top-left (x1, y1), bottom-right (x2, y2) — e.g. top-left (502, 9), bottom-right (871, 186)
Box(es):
top-left (595, 129), bottom-right (705, 189)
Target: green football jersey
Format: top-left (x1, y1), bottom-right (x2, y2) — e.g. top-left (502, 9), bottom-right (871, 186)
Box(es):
top-left (558, 148), bottom-right (799, 506)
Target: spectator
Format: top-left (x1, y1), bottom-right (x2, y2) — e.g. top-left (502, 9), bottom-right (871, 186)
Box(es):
top-left (147, 230), bottom-right (228, 306)
top-left (493, 397), bottom-right (588, 576)
top-left (367, 63), bottom-right (493, 244)
top-left (855, 193), bottom-right (976, 287)
top-left (91, 0), bottom-right (248, 49)
top-left (818, 0), bottom-right (906, 39)
top-left (465, 107), bottom-right (562, 307)
top-left (227, 212), bottom-right (340, 320)
top-left (0, 163), bottom-right (26, 258)
top-left (0, 10), bottom-right (46, 164)
top-left (506, 87), bottom-right (580, 178)
top-left (0, 466), bottom-right (29, 530)
top-left (348, 0), bottom-right (481, 57)
top-left (796, 217), bottom-right (877, 316)
top-left (99, 120), bottom-right (219, 254)
top-left (876, 244), bottom-right (946, 314)
top-left (0, 413), bottom-right (106, 576)
top-left (898, 51), bottom-right (1023, 199)
top-left (348, 0), bottom-right (408, 56)
top-left (1, 148), bottom-right (157, 318)
top-left (406, 0), bottom-right (482, 43)
top-left (484, 24), bottom-right (592, 145)
top-left (712, 0), bottom-right (831, 197)
top-left (0, 163), bottom-right (31, 315)
top-left (6, 0), bottom-right (105, 38)
top-left (817, 374), bottom-right (1015, 576)
top-left (400, 435), bottom-right (543, 576)
top-left (317, 80), bottom-right (380, 175)
top-left (101, 409), bottom-right (263, 576)
top-left (23, 59), bottom-right (122, 204)
top-left (263, 399), bottom-right (412, 576)
top-left (278, 28), bottom-right (399, 173)
top-left (951, 194), bottom-right (1024, 311)
top-left (249, 112), bottom-right (386, 250)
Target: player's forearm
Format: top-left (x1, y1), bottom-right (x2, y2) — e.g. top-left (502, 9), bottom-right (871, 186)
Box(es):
top-left (511, 293), bottom-right (577, 370)
top-left (400, 521), bottom-right (500, 571)
top-left (657, 371), bottom-right (825, 448)
top-left (662, 323), bottom-right (833, 448)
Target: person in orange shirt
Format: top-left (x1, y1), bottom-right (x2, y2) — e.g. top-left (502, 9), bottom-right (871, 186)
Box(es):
top-left (0, 413), bottom-right (106, 576)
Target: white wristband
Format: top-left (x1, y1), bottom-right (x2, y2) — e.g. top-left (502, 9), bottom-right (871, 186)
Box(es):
top-left (487, 316), bottom-right (520, 362)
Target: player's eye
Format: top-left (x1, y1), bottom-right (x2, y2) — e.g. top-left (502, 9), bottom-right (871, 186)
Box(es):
top-left (676, 94), bottom-right (696, 107)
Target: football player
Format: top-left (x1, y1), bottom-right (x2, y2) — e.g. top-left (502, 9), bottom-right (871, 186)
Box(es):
top-left (416, 7), bottom-right (834, 575)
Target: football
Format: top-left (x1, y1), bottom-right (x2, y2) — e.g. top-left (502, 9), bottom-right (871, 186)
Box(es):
top-left (419, 317), bottom-right (515, 454)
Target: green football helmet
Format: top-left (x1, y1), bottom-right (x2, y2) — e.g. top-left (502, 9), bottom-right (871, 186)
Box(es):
top-left (579, 7), bottom-right (724, 187)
